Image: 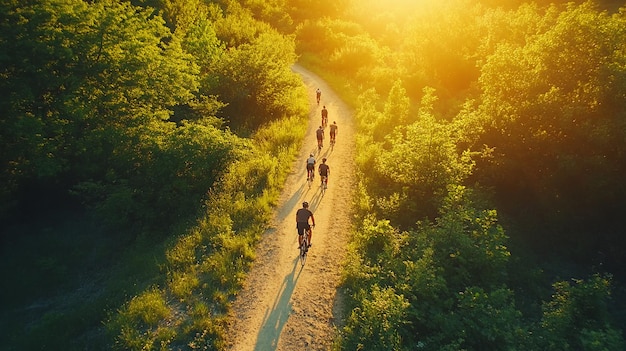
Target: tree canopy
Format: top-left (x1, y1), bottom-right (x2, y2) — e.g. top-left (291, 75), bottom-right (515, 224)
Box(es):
top-left (293, 0), bottom-right (626, 349)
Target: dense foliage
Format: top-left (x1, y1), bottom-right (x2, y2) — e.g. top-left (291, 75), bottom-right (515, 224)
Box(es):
top-left (3, 0), bottom-right (626, 349)
top-left (291, 0), bottom-right (626, 350)
top-left (1, 0), bottom-right (308, 349)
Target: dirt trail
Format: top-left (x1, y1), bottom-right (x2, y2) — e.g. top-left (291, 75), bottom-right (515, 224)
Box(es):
top-left (224, 65), bottom-right (356, 351)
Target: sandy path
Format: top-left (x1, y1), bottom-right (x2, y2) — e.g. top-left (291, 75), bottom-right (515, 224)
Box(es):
top-left (224, 65), bottom-right (356, 351)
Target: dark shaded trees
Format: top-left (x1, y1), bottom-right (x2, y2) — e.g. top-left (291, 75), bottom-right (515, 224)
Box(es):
top-left (474, 2), bottom-right (626, 259)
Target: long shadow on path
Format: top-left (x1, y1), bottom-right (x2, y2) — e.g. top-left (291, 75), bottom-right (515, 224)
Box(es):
top-left (277, 182), bottom-right (306, 223)
top-left (254, 259), bottom-right (303, 351)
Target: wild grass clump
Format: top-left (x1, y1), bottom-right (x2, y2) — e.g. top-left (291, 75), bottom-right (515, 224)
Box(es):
top-left (109, 288), bottom-right (173, 350)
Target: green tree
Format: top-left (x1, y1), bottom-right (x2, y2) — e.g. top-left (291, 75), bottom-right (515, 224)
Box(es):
top-left (211, 30), bottom-right (302, 132)
top-left (341, 186), bottom-right (521, 350)
top-left (342, 285), bottom-right (410, 351)
top-left (395, 0), bottom-right (482, 97)
top-left (537, 274), bottom-right (625, 351)
top-left (475, 1), bottom-right (626, 254)
top-left (375, 88), bottom-right (475, 224)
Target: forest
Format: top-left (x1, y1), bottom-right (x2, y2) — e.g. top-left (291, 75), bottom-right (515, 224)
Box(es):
top-left (1, 0), bottom-right (625, 350)
top-left (309, 0), bottom-right (626, 350)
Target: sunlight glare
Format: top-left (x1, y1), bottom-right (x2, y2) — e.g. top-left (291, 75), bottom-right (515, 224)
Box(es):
top-left (351, 0), bottom-right (442, 24)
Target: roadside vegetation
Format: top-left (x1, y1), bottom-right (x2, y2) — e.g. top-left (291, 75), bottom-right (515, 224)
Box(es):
top-left (1, 0), bottom-right (307, 349)
top-left (294, 0), bottom-right (626, 350)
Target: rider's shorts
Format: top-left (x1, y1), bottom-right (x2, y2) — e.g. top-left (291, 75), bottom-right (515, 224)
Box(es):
top-left (297, 222), bottom-right (311, 236)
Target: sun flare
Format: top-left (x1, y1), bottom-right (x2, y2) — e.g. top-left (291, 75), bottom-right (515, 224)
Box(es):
top-left (349, 0), bottom-right (442, 25)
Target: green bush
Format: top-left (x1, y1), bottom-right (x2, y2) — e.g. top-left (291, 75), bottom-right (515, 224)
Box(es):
top-left (341, 285), bottom-right (410, 351)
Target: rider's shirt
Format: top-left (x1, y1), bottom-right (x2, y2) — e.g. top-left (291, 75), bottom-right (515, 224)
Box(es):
top-left (296, 208), bottom-right (313, 223)
top-left (329, 124), bottom-right (338, 134)
top-left (316, 128), bottom-right (324, 140)
top-left (319, 163), bottom-right (330, 176)
top-left (307, 157), bottom-right (316, 165)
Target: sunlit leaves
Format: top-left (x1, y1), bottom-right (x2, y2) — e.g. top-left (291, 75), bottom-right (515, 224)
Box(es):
top-left (371, 87), bottom-right (475, 222)
top-left (211, 30), bottom-right (302, 131)
top-left (0, 0), bottom-right (201, 200)
top-left (243, 0), bottom-right (294, 32)
top-left (213, 3), bottom-right (272, 47)
top-left (296, 18), bottom-right (370, 59)
top-left (341, 187), bottom-right (517, 350)
top-left (342, 285), bottom-right (410, 351)
top-left (448, 287), bottom-right (526, 350)
top-left (383, 80), bottom-right (410, 126)
top-left (74, 0), bottom-right (199, 122)
top-left (328, 1), bottom-right (626, 350)
top-left (181, 18), bottom-right (223, 76)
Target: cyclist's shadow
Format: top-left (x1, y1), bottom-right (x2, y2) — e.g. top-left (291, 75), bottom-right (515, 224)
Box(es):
top-left (277, 182), bottom-right (306, 222)
top-left (254, 258), bottom-right (303, 351)
top-left (309, 186), bottom-right (324, 212)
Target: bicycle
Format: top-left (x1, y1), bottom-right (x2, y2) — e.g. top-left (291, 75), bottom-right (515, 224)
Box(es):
top-left (317, 139), bottom-right (323, 151)
top-left (330, 137), bottom-right (335, 151)
top-left (320, 175), bottom-right (328, 195)
top-left (299, 228), bottom-right (311, 266)
top-left (307, 169), bottom-right (314, 189)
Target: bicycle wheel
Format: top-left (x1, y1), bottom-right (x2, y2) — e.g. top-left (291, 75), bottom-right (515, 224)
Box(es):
top-left (299, 235), bottom-right (308, 266)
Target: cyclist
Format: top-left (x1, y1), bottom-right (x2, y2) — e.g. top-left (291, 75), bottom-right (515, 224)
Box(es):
top-left (318, 158), bottom-right (330, 187)
top-left (329, 121), bottom-right (338, 144)
top-left (306, 153), bottom-right (316, 180)
top-left (296, 201), bottom-right (315, 249)
top-left (316, 88), bottom-right (321, 104)
top-left (321, 106), bottom-right (328, 128)
top-left (316, 126), bottom-right (324, 150)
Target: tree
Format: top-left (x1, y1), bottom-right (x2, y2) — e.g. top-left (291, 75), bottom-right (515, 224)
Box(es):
top-left (475, 2), bottom-right (626, 255)
top-left (537, 274), bottom-right (625, 351)
top-left (375, 87), bottom-right (475, 224)
top-left (342, 285), bottom-right (410, 351)
top-left (211, 30), bottom-right (302, 132)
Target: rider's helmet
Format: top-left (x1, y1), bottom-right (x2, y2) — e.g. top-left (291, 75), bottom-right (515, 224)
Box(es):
top-left (302, 201), bottom-right (309, 208)
top-left (322, 158), bottom-right (327, 162)
top-left (310, 153), bottom-right (314, 157)
top-left (333, 121), bottom-right (336, 124)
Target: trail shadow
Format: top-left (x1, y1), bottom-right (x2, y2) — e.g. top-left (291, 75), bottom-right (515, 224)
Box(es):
top-left (319, 145), bottom-right (332, 160)
top-left (277, 182), bottom-right (306, 222)
top-left (254, 259), bottom-right (303, 351)
top-left (309, 186), bottom-right (324, 212)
